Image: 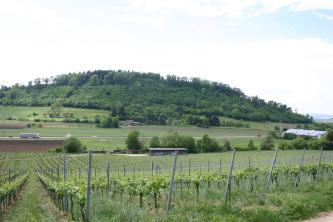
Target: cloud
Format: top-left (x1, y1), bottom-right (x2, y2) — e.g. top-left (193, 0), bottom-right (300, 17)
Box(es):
top-left (119, 14), bottom-right (168, 27)
top-left (1, 1), bottom-right (333, 114)
top-left (122, 0), bottom-right (333, 20)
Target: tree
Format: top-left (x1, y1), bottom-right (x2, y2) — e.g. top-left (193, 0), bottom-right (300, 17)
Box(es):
top-left (150, 136), bottom-right (160, 148)
top-left (208, 116), bottom-right (220, 126)
top-left (223, 140), bottom-right (232, 151)
top-left (99, 115), bottom-right (119, 128)
top-left (260, 136), bottom-right (274, 150)
top-left (247, 140), bottom-right (256, 150)
top-left (99, 115), bottom-right (113, 128)
top-left (63, 137), bottom-right (83, 153)
top-left (111, 116), bottom-right (119, 128)
top-left (159, 131), bottom-right (197, 153)
top-left (326, 129), bottom-right (333, 142)
top-left (48, 102), bottom-right (63, 118)
top-left (126, 131), bottom-right (142, 150)
top-left (197, 134), bottom-right (220, 152)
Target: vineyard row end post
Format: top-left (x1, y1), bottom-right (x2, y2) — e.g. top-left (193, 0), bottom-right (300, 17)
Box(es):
top-left (264, 147), bottom-right (279, 194)
top-left (294, 148), bottom-right (306, 188)
top-left (224, 149), bottom-right (236, 202)
top-left (85, 150), bottom-right (93, 222)
top-left (167, 151), bottom-right (178, 214)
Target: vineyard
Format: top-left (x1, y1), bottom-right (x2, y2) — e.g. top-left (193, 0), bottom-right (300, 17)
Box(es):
top-left (1, 150), bottom-right (333, 221)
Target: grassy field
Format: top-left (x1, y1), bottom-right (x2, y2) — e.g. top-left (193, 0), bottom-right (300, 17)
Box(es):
top-left (0, 105), bottom-right (300, 151)
top-left (0, 105), bottom-right (109, 121)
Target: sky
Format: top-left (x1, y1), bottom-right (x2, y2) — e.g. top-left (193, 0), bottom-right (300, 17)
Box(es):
top-left (1, 0), bottom-right (333, 115)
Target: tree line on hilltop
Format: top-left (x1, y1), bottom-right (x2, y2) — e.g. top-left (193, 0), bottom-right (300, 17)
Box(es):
top-left (0, 70), bottom-right (313, 125)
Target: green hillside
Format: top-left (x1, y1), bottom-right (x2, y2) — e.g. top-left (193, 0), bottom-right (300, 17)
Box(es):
top-left (0, 70), bottom-right (312, 124)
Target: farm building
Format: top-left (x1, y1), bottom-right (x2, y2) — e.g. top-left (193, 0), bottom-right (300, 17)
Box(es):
top-left (148, 148), bottom-right (188, 156)
top-left (283, 129), bottom-right (327, 139)
top-left (120, 120), bottom-right (141, 126)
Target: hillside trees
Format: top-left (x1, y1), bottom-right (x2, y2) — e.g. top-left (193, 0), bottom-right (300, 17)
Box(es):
top-left (0, 70), bottom-right (313, 124)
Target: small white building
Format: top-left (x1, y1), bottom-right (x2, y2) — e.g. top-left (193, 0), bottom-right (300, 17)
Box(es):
top-left (283, 129), bottom-right (327, 139)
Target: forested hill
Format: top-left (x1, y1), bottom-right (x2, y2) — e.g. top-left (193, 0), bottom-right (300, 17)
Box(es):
top-left (0, 70), bottom-right (312, 124)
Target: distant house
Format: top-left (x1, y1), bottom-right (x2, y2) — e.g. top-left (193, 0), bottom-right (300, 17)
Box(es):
top-left (120, 120), bottom-right (141, 126)
top-left (283, 129), bottom-right (327, 139)
top-left (148, 148), bottom-right (188, 156)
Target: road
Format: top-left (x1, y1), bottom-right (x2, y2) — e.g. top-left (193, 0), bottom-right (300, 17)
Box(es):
top-left (0, 135), bottom-right (259, 140)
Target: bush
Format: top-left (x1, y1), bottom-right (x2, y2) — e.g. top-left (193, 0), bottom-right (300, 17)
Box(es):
top-left (149, 136), bottom-right (160, 148)
top-left (223, 140), bottom-right (232, 151)
top-left (99, 115), bottom-right (119, 128)
top-left (268, 130), bottom-right (280, 139)
top-left (283, 133), bottom-right (297, 140)
top-left (159, 131), bottom-right (197, 153)
top-left (260, 136), bottom-right (274, 150)
top-left (290, 137), bottom-right (309, 150)
top-left (326, 129), bottom-right (333, 142)
top-left (278, 141), bottom-right (291, 150)
top-left (26, 123), bottom-right (31, 128)
top-left (63, 137), bottom-right (83, 153)
top-left (126, 131), bottom-right (142, 150)
top-left (197, 134), bottom-right (221, 152)
top-left (247, 140), bottom-right (256, 150)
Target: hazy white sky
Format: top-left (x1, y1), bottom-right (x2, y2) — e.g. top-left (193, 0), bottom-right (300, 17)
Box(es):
top-left (1, 0), bottom-right (333, 114)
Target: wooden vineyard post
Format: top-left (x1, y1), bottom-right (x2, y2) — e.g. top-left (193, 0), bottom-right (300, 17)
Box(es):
top-left (63, 155), bottom-right (68, 212)
top-left (316, 147), bottom-right (323, 182)
top-left (107, 162), bottom-right (110, 192)
top-left (294, 148), bottom-right (306, 188)
top-left (167, 151), bottom-right (178, 214)
top-left (180, 161), bottom-right (183, 199)
top-left (57, 165), bottom-right (60, 182)
top-left (151, 161), bottom-right (154, 176)
top-left (248, 156), bottom-right (251, 168)
top-left (224, 149), bottom-right (236, 202)
top-left (219, 158), bottom-right (222, 173)
top-left (123, 164), bottom-right (126, 177)
top-left (85, 150), bottom-right (93, 222)
top-left (188, 159), bottom-right (191, 176)
top-left (8, 168), bottom-right (10, 184)
top-left (264, 148), bottom-right (279, 194)
top-left (188, 159), bottom-right (191, 188)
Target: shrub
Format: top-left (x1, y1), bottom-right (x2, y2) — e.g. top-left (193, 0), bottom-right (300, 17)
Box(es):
top-left (197, 134), bottom-right (221, 152)
top-left (260, 136), bottom-right (274, 150)
top-left (326, 129), bottom-right (333, 142)
top-left (99, 115), bottom-right (119, 128)
top-left (159, 131), bottom-right (197, 153)
top-left (278, 141), bottom-right (291, 150)
top-left (223, 140), bottom-right (232, 151)
top-left (149, 136), bottom-right (160, 148)
top-left (283, 133), bottom-right (297, 140)
top-left (126, 131), bottom-right (142, 150)
top-left (247, 140), bottom-right (256, 150)
top-left (63, 137), bottom-right (83, 153)
top-left (290, 137), bottom-right (308, 150)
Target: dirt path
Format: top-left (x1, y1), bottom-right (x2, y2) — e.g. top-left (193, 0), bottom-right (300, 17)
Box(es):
top-left (303, 212), bottom-right (333, 222)
top-left (2, 172), bottom-right (68, 222)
